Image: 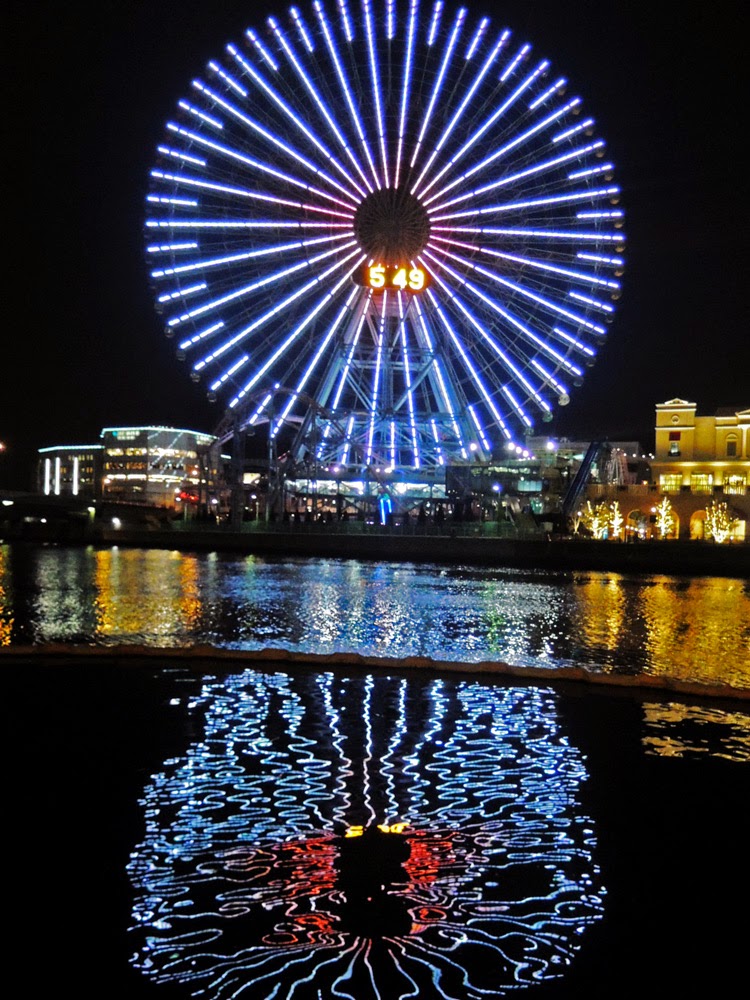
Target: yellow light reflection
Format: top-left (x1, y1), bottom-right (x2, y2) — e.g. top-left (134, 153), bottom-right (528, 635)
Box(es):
top-left (570, 574), bottom-right (628, 654)
top-left (642, 702), bottom-right (750, 763)
top-left (640, 578), bottom-right (750, 690)
top-left (345, 822), bottom-right (409, 838)
top-left (93, 548), bottom-right (203, 640)
top-left (0, 545), bottom-right (13, 646)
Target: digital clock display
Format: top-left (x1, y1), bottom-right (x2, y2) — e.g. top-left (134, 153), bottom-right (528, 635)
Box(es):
top-left (355, 263), bottom-right (431, 293)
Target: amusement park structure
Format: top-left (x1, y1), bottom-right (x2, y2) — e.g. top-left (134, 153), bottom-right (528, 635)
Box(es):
top-left (145, 1), bottom-right (625, 525)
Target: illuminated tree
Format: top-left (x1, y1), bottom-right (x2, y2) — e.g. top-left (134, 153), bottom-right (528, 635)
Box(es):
top-left (705, 501), bottom-right (737, 544)
top-left (608, 500), bottom-right (623, 540)
top-left (654, 496), bottom-right (675, 539)
top-left (580, 500), bottom-right (609, 539)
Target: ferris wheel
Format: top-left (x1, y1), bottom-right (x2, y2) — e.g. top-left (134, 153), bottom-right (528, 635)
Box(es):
top-left (145, 0), bottom-right (624, 476)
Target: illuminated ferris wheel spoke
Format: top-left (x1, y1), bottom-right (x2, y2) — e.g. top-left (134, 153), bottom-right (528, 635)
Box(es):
top-left (168, 240), bottom-right (356, 334)
top-left (393, 0), bottom-right (418, 188)
top-left (223, 46), bottom-right (369, 199)
top-left (468, 403), bottom-right (492, 452)
top-left (431, 184), bottom-right (621, 224)
top-left (421, 43), bottom-right (537, 200)
top-left (531, 359), bottom-right (570, 399)
top-left (270, 287), bottom-right (361, 434)
top-left (147, 0), bottom-right (624, 473)
top-left (267, 15), bottom-right (376, 195)
top-left (229, 260), bottom-right (362, 405)
top-left (427, 268), bottom-right (553, 418)
top-left (529, 75), bottom-right (568, 111)
top-left (149, 166), bottom-right (355, 220)
top-left (314, 1), bottom-right (380, 189)
top-left (443, 225), bottom-right (622, 245)
top-left (431, 235), bottom-right (621, 294)
top-left (148, 219), bottom-right (352, 236)
top-left (412, 294), bottom-right (477, 447)
top-left (363, 0), bottom-right (389, 186)
top-left (464, 15), bottom-right (488, 58)
top-left (396, 295), bottom-right (420, 465)
top-left (192, 246), bottom-right (360, 376)
top-left (420, 60), bottom-right (551, 206)
top-left (422, 248), bottom-right (589, 383)
top-left (428, 139), bottom-right (605, 213)
top-left (425, 243), bottom-right (609, 349)
top-left (409, 4), bottom-right (466, 175)
top-left (410, 28), bottom-right (510, 197)
top-left (164, 117), bottom-right (360, 209)
top-left (426, 97), bottom-right (584, 205)
top-left (426, 288), bottom-right (516, 436)
top-left (246, 27), bottom-right (279, 70)
top-left (150, 233), bottom-right (350, 280)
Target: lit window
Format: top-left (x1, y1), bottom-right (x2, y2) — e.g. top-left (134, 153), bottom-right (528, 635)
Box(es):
top-left (725, 475), bottom-right (746, 495)
top-left (690, 474), bottom-right (713, 494)
top-left (660, 474), bottom-right (682, 493)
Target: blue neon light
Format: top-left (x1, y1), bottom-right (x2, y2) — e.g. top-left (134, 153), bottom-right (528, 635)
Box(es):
top-left (145, 1), bottom-right (623, 461)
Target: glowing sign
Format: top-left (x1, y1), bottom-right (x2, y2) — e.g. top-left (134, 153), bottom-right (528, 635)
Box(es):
top-left (355, 263), bottom-right (431, 293)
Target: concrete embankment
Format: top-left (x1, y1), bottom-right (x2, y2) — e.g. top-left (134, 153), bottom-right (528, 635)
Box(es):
top-left (2, 643), bottom-right (748, 702)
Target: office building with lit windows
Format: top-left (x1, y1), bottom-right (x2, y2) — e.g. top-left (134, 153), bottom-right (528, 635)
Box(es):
top-left (38, 444), bottom-right (104, 500)
top-left (100, 426), bottom-right (220, 508)
top-left (38, 426), bottom-right (221, 510)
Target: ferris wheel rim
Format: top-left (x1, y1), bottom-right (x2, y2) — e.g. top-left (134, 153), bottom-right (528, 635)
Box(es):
top-left (146, 0), bottom-right (625, 470)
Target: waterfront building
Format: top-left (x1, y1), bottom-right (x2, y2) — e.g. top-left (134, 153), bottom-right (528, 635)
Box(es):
top-left (100, 426), bottom-right (221, 510)
top-left (585, 399), bottom-right (749, 541)
top-left (37, 443), bottom-right (104, 500)
top-left (651, 398), bottom-right (749, 493)
top-left (26, 400), bottom-right (749, 541)
top-left (37, 426), bottom-right (222, 512)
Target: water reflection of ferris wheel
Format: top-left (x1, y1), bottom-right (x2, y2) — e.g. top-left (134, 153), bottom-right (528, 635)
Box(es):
top-left (145, 0), bottom-right (624, 489)
top-left (128, 669), bottom-right (605, 998)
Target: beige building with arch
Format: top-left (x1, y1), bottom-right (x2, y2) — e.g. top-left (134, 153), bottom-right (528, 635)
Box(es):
top-left (587, 399), bottom-right (749, 541)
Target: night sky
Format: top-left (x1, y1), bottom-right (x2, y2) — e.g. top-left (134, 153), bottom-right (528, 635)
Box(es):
top-left (4, 1), bottom-right (747, 488)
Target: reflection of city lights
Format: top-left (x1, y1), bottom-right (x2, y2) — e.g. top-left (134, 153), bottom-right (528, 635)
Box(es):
top-left (128, 672), bottom-right (604, 996)
top-left (642, 702), bottom-right (750, 763)
top-left (0, 548), bottom-right (12, 645)
top-left (346, 822), bottom-right (409, 838)
top-left (2, 556), bottom-right (748, 688)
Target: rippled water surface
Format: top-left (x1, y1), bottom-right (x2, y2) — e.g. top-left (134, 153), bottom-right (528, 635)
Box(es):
top-left (4, 542), bottom-right (750, 998)
top-left (1, 543), bottom-right (748, 689)
top-left (129, 671), bottom-right (603, 998)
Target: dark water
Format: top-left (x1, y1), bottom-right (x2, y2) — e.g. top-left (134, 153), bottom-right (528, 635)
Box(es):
top-left (3, 543), bottom-right (750, 998)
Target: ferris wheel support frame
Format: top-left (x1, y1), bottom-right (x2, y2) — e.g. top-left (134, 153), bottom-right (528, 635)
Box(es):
top-left (146, 1), bottom-right (625, 525)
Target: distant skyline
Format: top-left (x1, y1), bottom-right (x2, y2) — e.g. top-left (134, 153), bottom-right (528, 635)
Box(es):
top-left (3, 1), bottom-right (747, 488)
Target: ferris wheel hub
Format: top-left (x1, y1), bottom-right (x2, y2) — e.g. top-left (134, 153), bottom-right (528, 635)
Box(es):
top-left (354, 186), bottom-right (431, 261)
